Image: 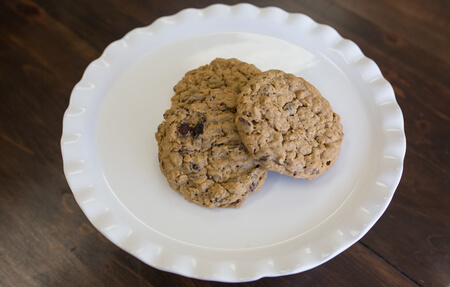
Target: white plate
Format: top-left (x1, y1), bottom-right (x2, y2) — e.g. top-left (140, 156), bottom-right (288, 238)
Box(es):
top-left (61, 3), bottom-right (406, 282)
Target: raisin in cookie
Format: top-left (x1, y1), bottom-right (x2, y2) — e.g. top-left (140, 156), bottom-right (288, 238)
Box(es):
top-left (155, 59), bottom-right (267, 208)
top-left (235, 70), bottom-right (344, 180)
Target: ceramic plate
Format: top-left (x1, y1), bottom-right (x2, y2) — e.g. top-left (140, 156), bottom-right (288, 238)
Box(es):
top-left (61, 3), bottom-right (406, 282)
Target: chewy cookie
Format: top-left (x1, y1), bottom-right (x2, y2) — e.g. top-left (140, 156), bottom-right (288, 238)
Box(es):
top-left (156, 58), bottom-right (267, 208)
top-left (171, 58), bottom-right (262, 108)
top-left (235, 70), bottom-right (344, 180)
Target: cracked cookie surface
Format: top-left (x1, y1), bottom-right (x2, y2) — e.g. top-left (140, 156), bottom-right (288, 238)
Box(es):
top-left (171, 58), bottom-right (262, 108)
top-left (235, 70), bottom-right (344, 179)
top-left (155, 58), bottom-right (267, 208)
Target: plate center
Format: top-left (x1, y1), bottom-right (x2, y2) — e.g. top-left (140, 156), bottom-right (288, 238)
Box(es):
top-left (97, 32), bottom-right (372, 249)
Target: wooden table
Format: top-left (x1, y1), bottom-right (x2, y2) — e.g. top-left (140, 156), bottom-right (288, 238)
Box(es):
top-left (1, 0), bottom-right (448, 286)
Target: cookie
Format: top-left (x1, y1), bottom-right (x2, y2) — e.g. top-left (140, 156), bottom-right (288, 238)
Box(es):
top-left (171, 58), bottom-right (262, 109)
top-left (156, 59), bottom-right (267, 208)
top-left (235, 70), bottom-right (344, 179)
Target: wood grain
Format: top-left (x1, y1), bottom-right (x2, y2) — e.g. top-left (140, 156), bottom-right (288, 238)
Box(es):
top-left (1, 0), bottom-right (448, 286)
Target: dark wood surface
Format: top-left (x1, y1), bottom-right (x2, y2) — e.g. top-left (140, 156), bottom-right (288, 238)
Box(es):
top-left (1, 0), bottom-right (449, 286)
